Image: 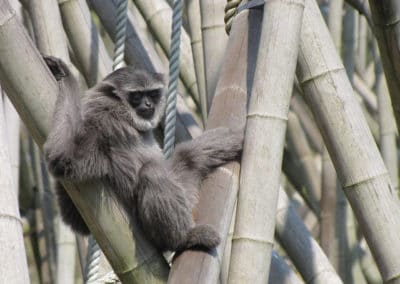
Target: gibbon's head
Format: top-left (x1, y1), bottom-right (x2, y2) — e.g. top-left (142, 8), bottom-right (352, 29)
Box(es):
top-left (100, 67), bottom-right (166, 131)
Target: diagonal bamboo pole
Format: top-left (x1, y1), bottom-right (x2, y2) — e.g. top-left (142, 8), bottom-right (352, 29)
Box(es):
top-left (0, 1), bottom-right (169, 282)
top-left (229, 0), bottom-right (304, 281)
top-left (297, 0), bottom-right (400, 281)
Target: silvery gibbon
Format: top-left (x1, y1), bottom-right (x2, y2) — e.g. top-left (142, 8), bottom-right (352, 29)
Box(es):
top-left (43, 56), bottom-right (243, 252)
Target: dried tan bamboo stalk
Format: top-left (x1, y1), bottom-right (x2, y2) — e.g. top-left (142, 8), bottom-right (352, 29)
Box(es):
top-left (276, 187), bottom-right (343, 284)
top-left (168, 6), bottom-right (261, 283)
top-left (368, 0), bottom-right (400, 129)
top-left (0, 92), bottom-right (30, 284)
top-left (200, 0), bottom-right (228, 109)
top-left (376, 72), bottom-right (399, 194)
top-left (229, 1), bottom-right (304, 282)
top-left (297, 0), bottom-right (400, 281)
top-left (132, 0), bottom-right (199, 100)
top-left (319, 149), bottom-right (337, 262)
top-left (287, 111), bottom-right (321, 214)
top-left (58, 0), bottom-right (112, 85)
top-left (0, 2), bottom-right (169, 282)
top-left (186, 0), bottom-right (207, 122)
top-left (28, 1), bottom-right (78, 282)
top-left (328, 0), bottom-right (344, 51)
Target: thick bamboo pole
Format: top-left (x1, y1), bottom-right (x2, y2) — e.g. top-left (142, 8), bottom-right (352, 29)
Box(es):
top-left (199, 0), bottom-right (228, 109)
top-left (230, 0), bottom-right (304, 282)
top-left (28, 1), bottom-right (78, 282)
top-left (328, 0), bottom-right (343, 51)
top-left (0, 2), bottom-right (169, 282)
top-left (168, 6), bottom-right (260, 284)
top-left (0, 93), bottom-right (30, 284)
top-left (297, 0), bottom-right (400, 281)
top-left (367, 0), bottom-right (400, 129)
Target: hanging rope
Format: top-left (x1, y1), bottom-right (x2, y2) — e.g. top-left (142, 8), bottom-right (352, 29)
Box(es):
top-left (84, 0), bottom-right (129, 283)
top-left (84, 236), bottom-right (102, 283)
top-left (224, 0), bottom-right (242, 34)
top-left (163, 0), bottom-right (183, 158)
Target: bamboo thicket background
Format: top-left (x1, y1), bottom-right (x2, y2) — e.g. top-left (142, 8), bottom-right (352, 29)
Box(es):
top-left (0, 0), bottom-right (399, 283)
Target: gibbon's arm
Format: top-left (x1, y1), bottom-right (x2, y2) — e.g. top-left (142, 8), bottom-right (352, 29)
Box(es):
top-left (44, 57), bottom-right (109, 181)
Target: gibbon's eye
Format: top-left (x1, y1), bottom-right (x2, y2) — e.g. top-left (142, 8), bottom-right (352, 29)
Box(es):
top-left (128, 91), bottom-right (143, 108)
top-left (148, 90), bottom-right (161, 99)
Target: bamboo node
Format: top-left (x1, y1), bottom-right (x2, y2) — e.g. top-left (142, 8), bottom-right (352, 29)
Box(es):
top-left (231, 236), bottom-right (274, 246)
top-left (0, 213), bottom-right (23, 225)
top-left (247, 112), bottom-right (288, 122)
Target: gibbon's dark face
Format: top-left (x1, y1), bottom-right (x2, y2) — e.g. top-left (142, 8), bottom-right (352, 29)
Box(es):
top-left (128, 89), bottom-right (163, 120)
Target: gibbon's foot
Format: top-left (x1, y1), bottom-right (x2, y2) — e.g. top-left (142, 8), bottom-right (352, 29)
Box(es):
top-left (43, 55), bottom-right (68, 81)
top-left (181, 224), bottom-right (221, 251)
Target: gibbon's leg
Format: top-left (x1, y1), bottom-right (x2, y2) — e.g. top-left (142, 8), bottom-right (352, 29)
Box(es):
top-left (43, 56), bottom-right (109, 181)
top-left (168, 127), bottom-right (243, 189)
top-left (136, 161), bottom-right (220, 251)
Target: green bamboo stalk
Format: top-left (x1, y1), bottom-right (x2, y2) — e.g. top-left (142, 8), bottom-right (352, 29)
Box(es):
top-left (0, 2), bottom-right (169, 282)
top-left (297, 0), bottom-right (400, 281)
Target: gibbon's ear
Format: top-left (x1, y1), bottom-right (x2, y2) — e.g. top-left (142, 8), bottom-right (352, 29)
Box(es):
top-left (97, 82), bottom-right (121, 101)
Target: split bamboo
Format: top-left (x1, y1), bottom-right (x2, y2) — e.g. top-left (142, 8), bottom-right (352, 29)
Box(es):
top-left (297, 0), bottom-right (400, 281)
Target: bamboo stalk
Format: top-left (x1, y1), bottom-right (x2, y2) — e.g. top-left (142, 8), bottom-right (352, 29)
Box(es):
top-left (58, 0), bottom-right (112, 85)
top-left (167, 6), bottom-right (261, 283)
top-left (319, 148), bottom-right (337, 262)
top-left (0, 2), bottom-right (169, 282)
top-left (199, 0), bottom-right (228, 109)
top-left (376, 67), bottom-right (399, 194)
top-left (276, 187), bottom-right (342, 284)
top-left (28, 1), bottom-right (78, 282)
top-left (0, 92), bottom-right (30, 284)
top-left (328, 0), bottom-right (343, 51)
top-left (269, 251), bottom-right (304, 284)
top-left (186, 0), bottom-right (207, 122)
top-left (367, 0), bottom-right (400, 129)
top-left (228, 1), bottom-right (304, 282)
top-left (297, 0), bottom-right (400, 281)
top-left (132, 0), bottom-right (199, 100)
top-left (286, 111), bottom-right (321, 214)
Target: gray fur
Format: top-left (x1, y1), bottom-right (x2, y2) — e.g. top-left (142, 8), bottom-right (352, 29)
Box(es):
top-left (43, 56), bottom-right (243, 252)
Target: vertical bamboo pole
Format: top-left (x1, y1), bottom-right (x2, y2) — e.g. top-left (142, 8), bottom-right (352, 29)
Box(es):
top-left (199, 0), bottom-right (228, 109)
top-left (186, 0), bottom-right (207, 122)
top-left (328, 0), bottom-right (343, 51)
top-left (132, 0), bottom-right (199, 100)
top-left (367, 0), bottom-right (400, 129)
top-left (229, 1), bottom-right (304, 282)
top-left (28, 1), bottom-right (78, 282)
top-left (297, 0), bottom-right (400, 281)
top-left (0, 1), bottom-right (169, 282)
top-left (0, 93), bottom-right (30, 284)
top-left (58, 0), bottom-right (112, 85)
top-left (168, 5), bottom-right (261, 283)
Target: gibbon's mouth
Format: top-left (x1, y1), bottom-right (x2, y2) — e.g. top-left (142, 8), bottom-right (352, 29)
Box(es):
top-left (137, 108), bottom-right (155, 119)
